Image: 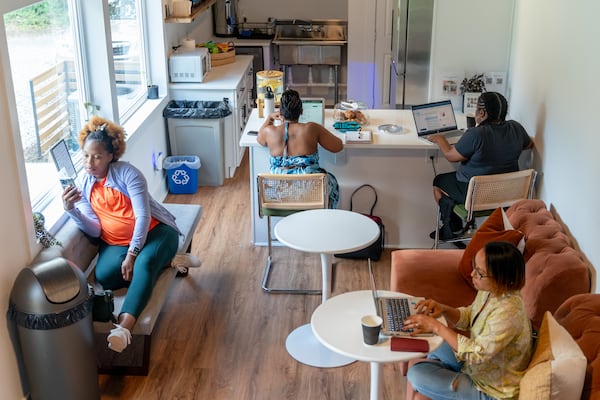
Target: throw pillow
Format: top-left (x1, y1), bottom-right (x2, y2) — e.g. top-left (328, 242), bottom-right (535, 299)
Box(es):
top-left (458, 208), bottom-right (524, 289)
top-left (519, 311), bottom-right (587, 400)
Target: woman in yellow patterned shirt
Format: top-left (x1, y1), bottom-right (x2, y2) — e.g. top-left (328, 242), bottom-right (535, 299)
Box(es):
top-left (404, 241), bottom-right (532, 399)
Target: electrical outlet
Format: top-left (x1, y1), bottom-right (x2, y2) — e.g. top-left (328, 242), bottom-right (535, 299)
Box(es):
top-left (425, 149), bottom-right (438, 163)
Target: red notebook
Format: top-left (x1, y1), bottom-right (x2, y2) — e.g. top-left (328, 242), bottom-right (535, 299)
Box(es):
top-left (390, 337), bottom-right (429, 352)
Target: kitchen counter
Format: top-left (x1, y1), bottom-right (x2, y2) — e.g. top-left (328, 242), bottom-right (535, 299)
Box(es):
top-left (240, 108), bottom-right (466, 149)
top-left (240, 108), bottom-right (466, 248)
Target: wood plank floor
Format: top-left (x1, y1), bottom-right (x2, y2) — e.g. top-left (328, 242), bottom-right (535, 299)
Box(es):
top-left (98, 151), bottom-right (407, 399)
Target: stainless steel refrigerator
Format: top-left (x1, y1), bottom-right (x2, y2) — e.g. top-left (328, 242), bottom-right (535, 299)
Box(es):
top-left (389, 0), bottom-right (434, 109)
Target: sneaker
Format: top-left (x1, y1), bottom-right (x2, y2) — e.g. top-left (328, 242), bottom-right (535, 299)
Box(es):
top-left (107, 324), bottom-right (131, 353)
top-left (171, 253), bottom-right (202, 274)
top-left (429, 225), bottom-right (457, 241)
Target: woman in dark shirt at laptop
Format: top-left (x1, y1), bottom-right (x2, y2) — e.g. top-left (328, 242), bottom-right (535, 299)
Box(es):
top-left (257, 89), bottom-right (344, 208)
top-left (427, 92), bottom-right (533, 240)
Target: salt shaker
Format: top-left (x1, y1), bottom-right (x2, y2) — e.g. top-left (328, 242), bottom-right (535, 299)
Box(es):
top-left (264, 86), bottom-right (275, 117)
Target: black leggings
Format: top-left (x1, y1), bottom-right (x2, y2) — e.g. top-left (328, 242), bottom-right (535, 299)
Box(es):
top-left (433, 172), bottom-right (469, 204)
top-left (433, 172), bottom-right (469, 227)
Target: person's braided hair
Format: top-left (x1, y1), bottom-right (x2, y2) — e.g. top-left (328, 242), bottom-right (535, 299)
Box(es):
top-left (78, 116), bottom-right (126, 161)
top-left (280, 89), bottom-right (303, 121)
top-left (477, 91), bottom-right (508, 124)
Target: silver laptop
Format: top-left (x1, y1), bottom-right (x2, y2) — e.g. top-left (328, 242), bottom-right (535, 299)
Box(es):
top-left (298, 97), bottom-right (325, 125)
top-left (368, 259), bottom-right (431, 337)
top-left (412, 100), bottom-right (465, 144)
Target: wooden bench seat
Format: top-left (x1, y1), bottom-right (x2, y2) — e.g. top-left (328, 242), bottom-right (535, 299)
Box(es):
top-left (32, 203), bottom-right (202, 375)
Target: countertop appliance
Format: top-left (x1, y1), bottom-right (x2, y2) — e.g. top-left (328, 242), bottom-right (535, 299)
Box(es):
top-left (389, 0), bottom-right (434, 108)
top-left (213, 0), bottom-right (238, 37)
top-left (169, 48), bottom-right (210, 83)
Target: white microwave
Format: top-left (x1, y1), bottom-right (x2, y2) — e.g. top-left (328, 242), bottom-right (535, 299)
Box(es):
top-left (169, 47), bottom-right (210, 83)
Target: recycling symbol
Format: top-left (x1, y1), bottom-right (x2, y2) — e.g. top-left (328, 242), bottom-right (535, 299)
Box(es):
top-left (171, 169), bottom-right (190, 185)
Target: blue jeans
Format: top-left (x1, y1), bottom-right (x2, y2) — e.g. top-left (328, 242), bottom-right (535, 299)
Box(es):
top-left (407, 342), bottom-right (495, 400)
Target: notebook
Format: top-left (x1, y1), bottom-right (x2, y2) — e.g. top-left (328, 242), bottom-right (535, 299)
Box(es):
top-left (411, 100), bottom-right (465, 144)
top-left (298, 97), bottom-right (325, 125)
top-left (368, 259), bottom-right (431, 337)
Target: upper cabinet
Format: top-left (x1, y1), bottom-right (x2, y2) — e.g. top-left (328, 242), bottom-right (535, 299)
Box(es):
top-left (165, 0), bottom-right (216, 23)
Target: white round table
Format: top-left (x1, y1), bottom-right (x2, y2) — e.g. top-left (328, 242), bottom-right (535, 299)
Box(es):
top-left (274, 209), bottom-right (380, 368)
top-left (312, 290), bottom-right (444, 400)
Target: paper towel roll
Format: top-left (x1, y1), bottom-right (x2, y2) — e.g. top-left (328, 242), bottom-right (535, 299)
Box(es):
top-left (182, 38), bottom-right (196, 49)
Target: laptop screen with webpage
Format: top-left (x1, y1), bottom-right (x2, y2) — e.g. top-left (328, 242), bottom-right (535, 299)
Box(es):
top-left (298, 98), bottom-right (325, 125)
top-left (412, 100), bottom-right (459, 136)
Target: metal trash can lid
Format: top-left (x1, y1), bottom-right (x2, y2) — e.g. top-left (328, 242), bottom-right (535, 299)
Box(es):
top-left (9, 258), bottom-right (88, 313)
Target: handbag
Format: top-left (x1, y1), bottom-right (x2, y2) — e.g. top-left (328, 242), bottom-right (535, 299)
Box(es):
top-left (335, 184), bottom-right (385, 261)
top-left (91, 287), bottom-right (116, 323)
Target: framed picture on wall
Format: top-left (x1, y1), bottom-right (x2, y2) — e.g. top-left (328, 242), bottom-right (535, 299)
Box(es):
top-left (463, 92), bottom-right (480, 117)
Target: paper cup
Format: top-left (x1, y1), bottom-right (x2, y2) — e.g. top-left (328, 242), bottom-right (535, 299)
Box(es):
top-left (361, 315), bottom-right (383, 345)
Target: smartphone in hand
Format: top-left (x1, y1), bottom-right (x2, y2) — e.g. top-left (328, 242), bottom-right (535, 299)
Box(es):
top-left (60, 177), bottom-right (76, 189)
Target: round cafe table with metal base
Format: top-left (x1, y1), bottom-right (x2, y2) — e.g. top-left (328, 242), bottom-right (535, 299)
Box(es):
top-left (274, 209), bottom-right (380, 368)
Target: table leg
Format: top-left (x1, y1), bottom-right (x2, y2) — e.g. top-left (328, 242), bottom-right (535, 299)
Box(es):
top-left (320, 253), bottom-right (332, 302)
top-left (370, 361), bottom-right (383, 400)
top-left (285, 252), bottom-right (355, 368)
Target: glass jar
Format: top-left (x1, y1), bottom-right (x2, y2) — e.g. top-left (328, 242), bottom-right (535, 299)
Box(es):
top-left (256, 70), bottom-right (284, 103)
top-left (333, 100), bottom-right (369, 125)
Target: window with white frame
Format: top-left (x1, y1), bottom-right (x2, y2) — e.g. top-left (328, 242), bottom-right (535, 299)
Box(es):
top-left (3, 0), bottom-right (150, 230)
top-left (109, 0), bottom-right (148, 120)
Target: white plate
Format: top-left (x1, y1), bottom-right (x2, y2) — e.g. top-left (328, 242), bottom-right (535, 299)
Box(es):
top-left (378, 124), bottom-right (403, 134)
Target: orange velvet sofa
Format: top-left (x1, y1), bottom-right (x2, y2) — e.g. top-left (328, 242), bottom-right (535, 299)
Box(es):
top-left (391, 199), bottom-right (592, 329)
top-left (390, 199), bottom-right (598, 399)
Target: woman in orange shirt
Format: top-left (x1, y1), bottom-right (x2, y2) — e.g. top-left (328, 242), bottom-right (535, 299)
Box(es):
top-left (62, 116), bottom-right (197, 352)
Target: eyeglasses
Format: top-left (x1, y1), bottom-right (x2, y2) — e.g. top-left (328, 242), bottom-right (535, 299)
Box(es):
top-left (471, 260), bottom-right (489, 279)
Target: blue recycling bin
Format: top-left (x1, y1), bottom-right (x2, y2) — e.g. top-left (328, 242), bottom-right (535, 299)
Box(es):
top-left (164, 155), bottom-right (201, 194)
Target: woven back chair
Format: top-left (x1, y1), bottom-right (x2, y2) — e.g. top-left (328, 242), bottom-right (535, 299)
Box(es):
top-left (257, 173), bottom-right (328, 294)
top-left (434, 169), bottom-right (537, 248)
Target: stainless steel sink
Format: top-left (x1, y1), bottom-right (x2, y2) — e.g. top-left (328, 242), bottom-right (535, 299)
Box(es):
top-left (273, 19), bottom-right (347, 45)
top-left (274, 19), bottom-right (347, 65)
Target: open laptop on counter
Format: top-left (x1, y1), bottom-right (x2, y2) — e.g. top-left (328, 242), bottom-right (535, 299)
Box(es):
top-left (412, 100), bottom-right (465, 145)
top-left (298, 97), bottom-right (326, 125)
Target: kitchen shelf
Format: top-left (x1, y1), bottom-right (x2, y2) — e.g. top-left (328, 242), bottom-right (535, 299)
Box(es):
top-left (165, 0), bottom-right (216, 23)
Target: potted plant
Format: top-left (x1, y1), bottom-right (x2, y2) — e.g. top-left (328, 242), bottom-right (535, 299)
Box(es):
top-left (460, 73), bottom-right (486, 121)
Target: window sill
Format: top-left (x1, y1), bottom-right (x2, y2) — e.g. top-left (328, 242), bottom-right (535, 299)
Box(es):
top-left (122, 96), bottom-right (170, 139)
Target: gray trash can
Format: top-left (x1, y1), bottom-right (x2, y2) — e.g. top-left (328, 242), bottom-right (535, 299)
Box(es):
top-left (163, 99), bottom-right (232, 186)
top-left (7, 257), bottom-right (100, 400)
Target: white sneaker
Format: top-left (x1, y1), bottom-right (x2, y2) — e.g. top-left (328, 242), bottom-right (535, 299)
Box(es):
top-left (171, 253), bottom-right (202, 273)
top-left (107, 324), bottom-right (132, 353)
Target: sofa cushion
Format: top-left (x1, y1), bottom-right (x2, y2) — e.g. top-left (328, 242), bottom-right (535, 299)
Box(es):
top-left (391, 249), bottom-right (476, 308)
top-left (507, 200), bottom-right (591, 329)
top-left (458, 208), bottom-right (524, 289)
top-left (519, 311), bottom-right (587, 400)
top-left (553, 294), bottom-right (600, 400)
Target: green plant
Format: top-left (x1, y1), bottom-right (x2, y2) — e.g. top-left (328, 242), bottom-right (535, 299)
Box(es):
top-left (84, 102), bottom-right (100, 120)
top-left (460, 73), bottom-right (486, 94)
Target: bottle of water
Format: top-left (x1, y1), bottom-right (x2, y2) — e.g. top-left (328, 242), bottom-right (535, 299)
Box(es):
top-left (264, 86), bottom-right (275, 117)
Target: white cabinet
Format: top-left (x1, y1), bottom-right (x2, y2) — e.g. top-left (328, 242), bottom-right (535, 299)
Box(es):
top-left (169, 55), bottom-right (254, 179)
